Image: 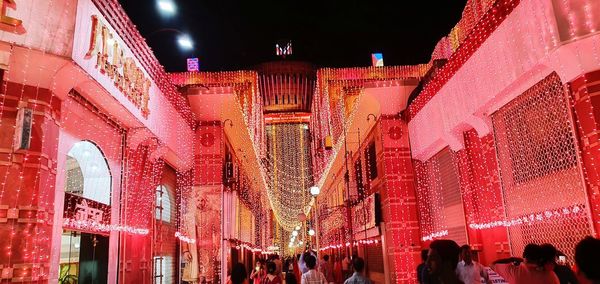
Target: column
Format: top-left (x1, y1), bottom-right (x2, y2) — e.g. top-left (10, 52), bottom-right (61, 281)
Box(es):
top-left (118, 141), bottom-right (164, 284)
top-left (570, 70), bottom-right (600, 235)
top-left (379, 116), bottom-right (421, 283)
top-left (455, 130), bottom-right (510, 264)
top-left (0, 81), bottom-right (61, 282)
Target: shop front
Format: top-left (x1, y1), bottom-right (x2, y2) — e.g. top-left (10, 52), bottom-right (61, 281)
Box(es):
top-left (352, 193), bottom-right (385, 283)
top-left (0, 0), bottom-right (193, 282)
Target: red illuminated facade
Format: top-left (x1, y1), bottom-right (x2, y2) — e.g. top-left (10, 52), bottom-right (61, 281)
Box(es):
top-left (0, 0), bottom-right (599, 283)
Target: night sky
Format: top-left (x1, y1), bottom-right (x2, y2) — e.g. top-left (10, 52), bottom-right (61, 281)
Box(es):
top-left (119, 0), bottom-right (468, 72)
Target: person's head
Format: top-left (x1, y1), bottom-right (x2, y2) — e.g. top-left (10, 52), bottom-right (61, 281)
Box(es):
top-left (523, 243), bottom-right (542, 265)
top-left (460, 245), bottom-right (472, 264)
top-left (540, 243), bottom-right (558, 270)
top-left (420, 249), bottom-right (429, 263)
top-left (266, 261), bottom-right (277, 275)
top-left (323, 254), bottom-right (329, 261)
top-left (353, 257), bottom-right (365, 273)
top-left (255, 260), bottom-right (262, 268)
top-left (575, 236), bottom-right (600, 284)
top-left (231, 262), bottom-right (248, 284)
top-left (427, 240), bottom-right (460, 277)
top-left (305, 255), bottom-right (317, 270)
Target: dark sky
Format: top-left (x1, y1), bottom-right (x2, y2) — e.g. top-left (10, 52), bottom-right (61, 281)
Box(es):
top-left (119, 0), bottom-right (467, 72)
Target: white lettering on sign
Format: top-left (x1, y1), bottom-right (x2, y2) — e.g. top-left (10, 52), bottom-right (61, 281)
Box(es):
top-left (75, 199), bottom-right (104, 223)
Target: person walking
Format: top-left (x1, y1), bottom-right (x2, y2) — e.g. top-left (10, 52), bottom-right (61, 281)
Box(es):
top-left (341, 254), bottom-right (352, 280)
top-left (333, 255), bottom-right (343, 284)
top-left (264, 262), bottom-right (283, 284)
top-left (301, 255), bottom-right (327, 284)
top-left (343, 257), bottom-right (371, 284)
top-left (455, 245), bottom-right (490, 284)
top-left (320, 255), bottom-right (335, 283)
top-left (250, 260), bottom-right (266, 284)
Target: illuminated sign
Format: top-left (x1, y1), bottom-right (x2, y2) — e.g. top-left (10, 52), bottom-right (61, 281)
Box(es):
top-left (371, 53), bottom-right (384, 67)
top-left (85, 15), bottom-right (151, 117)
top-left (352, 193), bottom-right (381, 233)
top-left (187, 57), bottom-right (199, 72)
top-left (0, 0), bottom-right (23, 32)
top-left (63, 193), bottom-right (111, 234)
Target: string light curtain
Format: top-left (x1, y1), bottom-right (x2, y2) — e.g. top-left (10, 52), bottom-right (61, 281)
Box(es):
top-left (491, 72), bottom-right (593, 261)
top-left (414, 148), bottom-right (469, 243)
top-left (265, 123), bottom-right (314, 231)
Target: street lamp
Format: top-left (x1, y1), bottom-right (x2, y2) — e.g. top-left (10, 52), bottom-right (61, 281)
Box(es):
top-left (157, 0), bottom-right (176, 16)
top-left (310, 186), bottom-right (321, 254)
top-left (177, 34), bottom-right (194, 51)
top-left (310, 186), bottom-right (320, 196)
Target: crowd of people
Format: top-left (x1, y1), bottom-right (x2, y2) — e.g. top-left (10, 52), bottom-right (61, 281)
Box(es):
top-left (417, 236), bottom-right (600, 284)
top-left (227, 250), bottom-right (373, 284)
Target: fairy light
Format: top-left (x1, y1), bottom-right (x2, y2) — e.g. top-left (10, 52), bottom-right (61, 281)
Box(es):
top-left (422, 230), bottom-right (450, 242)
top-left (2, 0), bottom-right (600, 282)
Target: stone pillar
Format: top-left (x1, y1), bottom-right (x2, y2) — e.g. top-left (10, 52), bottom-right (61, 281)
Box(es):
top-left (194, 123), bottom-right (225, 282)
top-left (118, 141), bottom-right (164, 284)
top-left (570, 70), bottom-right (600, 235)
top-left (0, 81), bottom-right (61, 282)
top-left (455, 130), bottom-right (510, 264)
top-left (379, 116), bottom-right (421, 283)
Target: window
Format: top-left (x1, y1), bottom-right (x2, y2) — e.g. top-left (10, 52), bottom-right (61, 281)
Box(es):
top-left (365, 141), bottom-right (378, 180)
top-left (155, 185), bottom-right (171, 223)
top-left (153, 256), bottom-right (172, 284)
top-left (65, 141), bottom-right (112, 205)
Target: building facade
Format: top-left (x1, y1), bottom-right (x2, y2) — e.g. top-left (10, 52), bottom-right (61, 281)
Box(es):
top-left (0, 0), bottom-right (599, 283)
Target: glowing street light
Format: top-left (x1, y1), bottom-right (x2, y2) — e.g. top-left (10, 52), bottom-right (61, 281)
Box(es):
top-left (310, 186), bottom-right (320, 196)
top-left (292, 230), bottom-right (299, 237)
top-left (157, 0), bottom-right (176, 16)
top-left (177, 34), bottom-right (194, 50)
top-left (308, 229), bottom-right (315, 236)
top-left (295, 225), bottom-right (301, 231)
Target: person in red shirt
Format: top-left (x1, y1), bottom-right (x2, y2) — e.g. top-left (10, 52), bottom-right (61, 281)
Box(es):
top-left (265, 262), bottom-right (283, 284)
top-left (333, 255), bottom-right (343, 283)
top-left (491, 243), bottom-right (559, 284)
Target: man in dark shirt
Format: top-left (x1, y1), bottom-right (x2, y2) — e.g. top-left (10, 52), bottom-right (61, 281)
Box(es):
top-left (541, 244), bottom-right (578, 284)
top-left (417, 249), bottom-right (429, 284)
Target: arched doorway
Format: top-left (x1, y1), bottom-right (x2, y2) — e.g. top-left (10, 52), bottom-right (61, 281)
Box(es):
top-left (60, 141), bottom-right (112, 284)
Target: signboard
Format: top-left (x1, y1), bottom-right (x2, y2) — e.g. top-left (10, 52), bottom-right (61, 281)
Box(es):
top-left (371, 53), bottom-right (384, 67)
top-left (63, 193), bottom-right (111, 234)
top-left (84, 15), bottom-right (151, 117)
top-left (73, 0), bottom-right (154, 119)
top-left (352, 193), bottom-right (381, 233)
top-left (187, 57), bottom-right (199, 72)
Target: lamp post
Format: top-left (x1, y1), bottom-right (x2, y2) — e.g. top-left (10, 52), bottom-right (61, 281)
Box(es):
top-left (310, 186), bottom-right (320, 256)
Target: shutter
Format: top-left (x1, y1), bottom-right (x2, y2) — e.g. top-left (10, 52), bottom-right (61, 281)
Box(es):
top-left (436, 149), bottom-right (468, 245)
